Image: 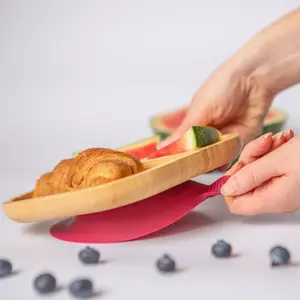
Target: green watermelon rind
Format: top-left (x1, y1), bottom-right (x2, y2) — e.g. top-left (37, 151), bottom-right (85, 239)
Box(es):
top-left (150, 107), bottom-right (288, 139)
top-left (189, 126), bottom-right (221, 148)
top-left (261, 110), bottom-right (288, 134)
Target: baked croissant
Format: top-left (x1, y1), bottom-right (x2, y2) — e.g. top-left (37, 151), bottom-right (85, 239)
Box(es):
top-left (33, 148), bottom-right (144, 197)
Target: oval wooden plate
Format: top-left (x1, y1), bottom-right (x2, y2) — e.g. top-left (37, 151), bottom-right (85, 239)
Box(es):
top-left (2, 133), bottom-right (242, 223)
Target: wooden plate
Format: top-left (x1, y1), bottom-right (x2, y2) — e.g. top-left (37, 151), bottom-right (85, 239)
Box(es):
top-left (2, 133), bottom-right (242, 223)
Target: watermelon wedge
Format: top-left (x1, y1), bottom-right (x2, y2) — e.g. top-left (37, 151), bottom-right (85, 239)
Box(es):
top-left (117, 136), bottom-right (159, 159)
top-left (114, 126), bottom-right (220, 160)
top-left (146, 126), bottom-right (221, 159)
top-left (150, 106), bottom-right (288, 140)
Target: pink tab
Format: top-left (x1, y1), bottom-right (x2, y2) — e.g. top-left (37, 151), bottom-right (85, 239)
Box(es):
top-left (50, 176), bottom-right (230, 244)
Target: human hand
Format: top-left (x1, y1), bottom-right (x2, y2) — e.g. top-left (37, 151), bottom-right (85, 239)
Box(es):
top-left (157, 9), bottom-right (300, 152)
top-left (157, 64), bottom-right (274, 150)
top-left (221, 129), bottom-right (300, 215)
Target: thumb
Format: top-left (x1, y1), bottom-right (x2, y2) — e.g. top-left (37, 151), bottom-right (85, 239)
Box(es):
top-left (225, 175), bottom-right (292, 215)
top-left (156, 111), bottom-right (208, 150)
top-left (221, 148), bottom-right (284, 197)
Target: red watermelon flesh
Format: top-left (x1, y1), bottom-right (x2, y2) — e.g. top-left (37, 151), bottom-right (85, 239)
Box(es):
top-left (265, 110), bottom-right (274, 120)
top-left (117, 137), bottom-right (158, 160)
top-left (147, 140), bottom-right (185, 159)
top-left (162, 109), bottom-right (187, 129)
top-left (123, 142), bottom-right (157, 159)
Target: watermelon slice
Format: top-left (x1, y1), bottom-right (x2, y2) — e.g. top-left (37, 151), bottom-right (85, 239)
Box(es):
top-left (116, 126), bottom-right (220, 160)
top-left (146, 126), bottom-right (221, 159)
top-left (262, 108), bottom-right (288, 135)
top-left (117, 136), bottom-right (159, 159)
top-left (150, 106), bottom-right (288, 140)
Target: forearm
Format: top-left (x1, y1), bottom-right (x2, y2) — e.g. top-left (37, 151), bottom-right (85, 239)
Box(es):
top-left (228, 8), bottom-right (300, 94)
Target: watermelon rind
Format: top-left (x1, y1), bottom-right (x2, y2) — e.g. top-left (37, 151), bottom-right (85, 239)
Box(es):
top-left (187, 126), bottom-right (221, 149)
top-left (261, 108), bottom-right (288, 135)
top-left (149, 106), bottom-right (185, 140)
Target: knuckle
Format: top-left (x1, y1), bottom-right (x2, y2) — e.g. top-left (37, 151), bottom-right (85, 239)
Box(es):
top-left (234, 168), bottom-right (257, 193)
top-left (247, 170), bottom-right (257, 187)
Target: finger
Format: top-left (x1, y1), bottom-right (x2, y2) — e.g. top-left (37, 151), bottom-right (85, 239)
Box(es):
top-left (269, 131), bottom-right (286, 151)
top-left (226, 133), bottom-right (273, 176)
top-left (228, 129), bottom-right (293, 176)
top-left (221, 148), bottom-right (284, 196)
top-left (283, 128), bottom-right (294, 141)
top-left (225, 175), bottom-right (294, 215)
top-left (238, 132), bottom-right (273, 164)
top-left (156, 120), bottom-right (190, 150)
top-left (270, 129), bottom-right (294, 152)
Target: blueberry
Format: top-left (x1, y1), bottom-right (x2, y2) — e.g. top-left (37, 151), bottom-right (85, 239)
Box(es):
top-left (33, 273), bottom-right (57, 294)
top-left (156, 254), bottom-right (176, 273)
top-left (270, 246), bottom-right (290, 266)
top-left (78, 246), bottom-right (100, 264)
top-left (69, 278), bottom-right (93, 299)
top-left (211, 240), bottom-right (232, 258)
top-left (0, 259), bottom-right (12, 277)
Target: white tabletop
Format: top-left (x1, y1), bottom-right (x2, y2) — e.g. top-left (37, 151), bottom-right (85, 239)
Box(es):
top-left (2, 173), bottom-right (300, 300)
top-left (1, 0), bottom-right (300, 299)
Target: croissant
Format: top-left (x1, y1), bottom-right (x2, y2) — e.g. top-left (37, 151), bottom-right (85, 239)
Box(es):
top-left (33, 148), bottom-right (144, 197)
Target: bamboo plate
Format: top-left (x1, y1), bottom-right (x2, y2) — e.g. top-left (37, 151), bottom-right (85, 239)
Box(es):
top-left (2, 133), bottom-right (242, 223)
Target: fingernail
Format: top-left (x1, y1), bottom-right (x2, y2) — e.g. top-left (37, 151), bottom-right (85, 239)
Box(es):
top-left (258, 132), bottom-right (272, 141)
top-left (156, 136), bottom-right (178, 150)
top-left (156, 144), bottom-right (162, 150)
top-left (221, 177), bottom-right (238, 196)
top-left (274, 131), bottom-right (284, 139)
top-left (156, 141), bottom-right (166, 150)
top-left (283, 129), bottom-right (293, 139)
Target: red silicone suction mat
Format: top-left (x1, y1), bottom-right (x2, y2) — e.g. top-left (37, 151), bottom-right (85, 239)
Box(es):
top-left (50, 176), bottom-right (229, 244)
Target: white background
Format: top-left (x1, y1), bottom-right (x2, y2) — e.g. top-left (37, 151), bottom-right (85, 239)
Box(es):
top-left (1, 1), bottom-right (300, 299)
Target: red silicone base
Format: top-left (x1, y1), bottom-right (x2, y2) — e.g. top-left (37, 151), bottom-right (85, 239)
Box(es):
top-left (50, 180), bottom-right (211, 244)
top-left (50, 176), bottom-right (230, 244)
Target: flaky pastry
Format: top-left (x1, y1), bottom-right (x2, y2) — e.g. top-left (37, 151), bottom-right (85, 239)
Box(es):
top-left (33, 148), bottom-right (144, 197)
